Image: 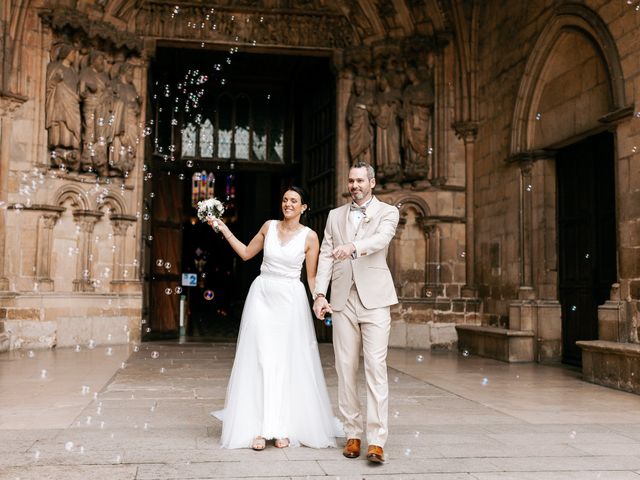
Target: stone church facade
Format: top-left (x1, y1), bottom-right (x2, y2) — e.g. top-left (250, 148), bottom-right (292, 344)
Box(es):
top-left (0, 0), bottom-right (638, 394)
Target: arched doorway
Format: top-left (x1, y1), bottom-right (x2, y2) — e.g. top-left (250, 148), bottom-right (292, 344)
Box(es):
top-left (508, 4), bottom-right (625, 365)
top-left (143, 47), bottom-right (335, 342)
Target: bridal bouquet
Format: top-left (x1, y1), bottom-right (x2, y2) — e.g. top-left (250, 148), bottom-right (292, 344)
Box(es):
top-left (197, 197), bottom-right (225, 231)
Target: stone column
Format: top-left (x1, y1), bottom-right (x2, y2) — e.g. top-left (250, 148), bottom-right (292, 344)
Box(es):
top-left (453, 121), bottom-right (478, 297)
top-left (34, 209), bottom-right (64, 292)
top-left (0, 92), bottom-right (27, 290)
top-left (518, 159), bottom-right (535, 300)
top-left (110, 214), bottom-right (138, 291)
top-left (335, 68), bottom-right (352, 202)
top-left (423, 222), bottom-right (443, 298)
top-left (72, 210), bottom-right (103, 292)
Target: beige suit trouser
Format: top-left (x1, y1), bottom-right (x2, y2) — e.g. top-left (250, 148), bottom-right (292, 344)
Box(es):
top-left (333, 285), bottom-right (390, 447)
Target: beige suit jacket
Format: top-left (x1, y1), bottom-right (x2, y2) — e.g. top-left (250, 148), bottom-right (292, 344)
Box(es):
top-left (315, 196), bottom-right (399, 311)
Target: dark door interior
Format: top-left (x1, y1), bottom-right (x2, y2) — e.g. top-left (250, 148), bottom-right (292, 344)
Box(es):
top-left (143, 47), bottom-right (335, 341)
top-left (557, 132), bottom-right (617, 365)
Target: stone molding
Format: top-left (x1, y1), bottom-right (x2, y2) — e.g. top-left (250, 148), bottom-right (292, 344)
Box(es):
top-left (598, 105), bottom-right (636, 124)
top-left (40, 9), bottom-right (143, 53)
top-left (135, 3), bottom-right (355, 49)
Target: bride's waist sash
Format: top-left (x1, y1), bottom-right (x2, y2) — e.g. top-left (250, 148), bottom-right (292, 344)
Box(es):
top-left (258, 271), bottom-right (302, 283)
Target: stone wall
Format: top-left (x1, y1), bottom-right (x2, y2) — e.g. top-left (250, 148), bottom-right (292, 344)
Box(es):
top-left (0, 3), bottom-right (145, 351)
top-left (473, 0), bottom-right (640, 338)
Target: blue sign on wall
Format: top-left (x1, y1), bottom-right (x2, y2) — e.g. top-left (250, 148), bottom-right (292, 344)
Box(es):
top-left (181, 273), bottom-right (198, 287)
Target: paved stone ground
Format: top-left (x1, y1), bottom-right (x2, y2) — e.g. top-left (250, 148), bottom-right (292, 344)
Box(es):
top-left (2, 342), bottom-right (640, 479)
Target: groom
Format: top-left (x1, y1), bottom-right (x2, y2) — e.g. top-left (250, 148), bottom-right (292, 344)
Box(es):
top-left (313, 161), bottom-right (399, 463)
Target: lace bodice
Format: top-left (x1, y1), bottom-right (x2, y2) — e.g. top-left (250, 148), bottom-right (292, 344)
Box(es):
top-left (260, 220), bottom-right (309, 280)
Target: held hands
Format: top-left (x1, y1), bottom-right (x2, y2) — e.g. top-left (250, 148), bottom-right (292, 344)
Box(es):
top-left (332, 243), bottom-right (356, 261)
top-left (312, 296), bottom-right (333, 320)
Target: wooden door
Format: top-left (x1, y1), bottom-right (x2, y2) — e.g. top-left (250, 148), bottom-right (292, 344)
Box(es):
top-left (301, 67), bottom-right (335, 342)
top-left (147, 172), bottom-right (184, 337)
top-left (557, 132), bottom-right (617, 365)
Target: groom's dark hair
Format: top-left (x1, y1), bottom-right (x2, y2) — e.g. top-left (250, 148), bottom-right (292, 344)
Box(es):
top-left (282, 185), bottom-right (310, 214)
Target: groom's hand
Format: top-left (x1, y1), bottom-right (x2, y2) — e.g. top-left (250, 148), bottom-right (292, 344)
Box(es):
top-left (332, 243), bottom-right (356, 261)
top-left (313, 296), bottom-right (331, 320)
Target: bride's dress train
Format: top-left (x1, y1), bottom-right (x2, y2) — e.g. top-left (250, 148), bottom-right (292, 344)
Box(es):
top-left (213, 220), bottom-right (343, 448)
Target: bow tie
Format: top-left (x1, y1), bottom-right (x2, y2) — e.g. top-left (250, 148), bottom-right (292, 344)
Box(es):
top-left (350, 203), bottom-right (367, 214)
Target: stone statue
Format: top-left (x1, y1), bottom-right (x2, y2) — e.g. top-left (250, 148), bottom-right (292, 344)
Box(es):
top-left (372, 74), bottom-right (402, 186)
top-left (45, 43), bottom-right (81, 169)
top-left (402, 67), bottom-right (434, 183)
top-left (110, 62), bottom-right (141, 176)
top-left (79, 51), bottom-right (113, 176)
top-left (346, 76), bottom-right (374, 164)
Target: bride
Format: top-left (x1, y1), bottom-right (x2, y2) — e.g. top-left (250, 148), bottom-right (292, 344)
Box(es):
top-left (210, 186), bottom-right (342, 450)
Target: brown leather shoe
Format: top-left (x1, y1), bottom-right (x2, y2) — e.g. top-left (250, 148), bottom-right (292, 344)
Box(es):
top-left (367, 444), bottom-right (385, 463)
top-left (342, 438), bottom-right (361, 458)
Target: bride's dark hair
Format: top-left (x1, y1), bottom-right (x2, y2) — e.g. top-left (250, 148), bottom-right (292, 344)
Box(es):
top-left (282, 185), bottom-right (310, 215)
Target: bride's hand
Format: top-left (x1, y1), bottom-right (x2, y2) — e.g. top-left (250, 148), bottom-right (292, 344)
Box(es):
top-left (208, 217), bottom-right (229, 235)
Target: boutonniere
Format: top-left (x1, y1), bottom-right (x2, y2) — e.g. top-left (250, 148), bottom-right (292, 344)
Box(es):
top-left (363, 215), bottom-right (371, 224)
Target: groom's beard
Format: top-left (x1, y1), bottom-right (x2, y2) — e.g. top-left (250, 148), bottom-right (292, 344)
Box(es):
top-left (350, 190), bottom-right (370, 202)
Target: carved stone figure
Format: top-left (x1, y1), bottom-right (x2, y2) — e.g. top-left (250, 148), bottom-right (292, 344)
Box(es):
top-left (402, 67), bottom-right (434, 182)
top-left (372, 74), bottom-right (402, 186)
top-left (79, 51), bottom-right (113, 175)
top-left (346, 76), bottom-right (374, 164)
top-left (110, 63), bottom-right (141, 176)
top-left (45, 43), bottom-right (81, 169)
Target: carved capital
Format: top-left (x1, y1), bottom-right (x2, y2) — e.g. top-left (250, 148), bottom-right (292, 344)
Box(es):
top-left (72, 210), bottom-right (103, 232)
top-left (41, 214), bottom-right (60, 229)
top-left (452, 121), bottom-right (479, 143)
top-left (0, 91), bottom-right (28, 118)
top-left (111, 220), bottom-right (131, 236)
top-left (422, 223), bottom-right (439, 237)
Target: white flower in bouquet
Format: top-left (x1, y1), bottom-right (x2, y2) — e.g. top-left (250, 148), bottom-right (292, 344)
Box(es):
top-left (197, 198), bottom-right (225, 230)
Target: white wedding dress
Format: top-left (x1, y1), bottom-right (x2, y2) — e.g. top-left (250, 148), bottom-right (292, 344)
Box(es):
top-left (213, 220), bottom-right (343, 448)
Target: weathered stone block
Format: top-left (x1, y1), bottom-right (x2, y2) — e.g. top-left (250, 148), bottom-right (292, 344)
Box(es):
top-left (57, 316), bottom-right (132, 347)
top-left (5, 308), bottom-right (40, 320)
top-left (4, 320), bottom-right (56, 349)
top-left (389, 320), bottom-right (407, 348)
top-left (407, 322), bottom-right (431, 349)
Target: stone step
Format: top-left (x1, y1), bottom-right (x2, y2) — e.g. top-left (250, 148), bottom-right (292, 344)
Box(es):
top-left (456, 325), bottom-right (535, 362)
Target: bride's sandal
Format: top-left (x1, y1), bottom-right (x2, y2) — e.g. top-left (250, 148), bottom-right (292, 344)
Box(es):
top-left (252, 437), bottom-right (266, 451)
top-left (275, 438), bottom-right (290, 448)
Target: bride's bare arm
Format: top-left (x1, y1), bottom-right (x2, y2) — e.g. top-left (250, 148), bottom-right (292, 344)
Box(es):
top-left (304, 230), bottom-right (320, 293)
top-left (211, 219), bottom-right (270, 261)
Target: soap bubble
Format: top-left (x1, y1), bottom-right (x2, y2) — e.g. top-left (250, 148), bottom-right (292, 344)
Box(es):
top-left (203, 290), bottom-right (214, 300)
top-left (416, 354), bottom-right (424, 363)
top-left (175, 286), bottom-right (183, 294)
top-left (481, 377), bottom-right (489, 386)
top-left (64, 441), bottom-right (74, 452)
top-left (462, 350), bottom-right (470, 357)
top-left (151, 351), bottom-right (160, 359)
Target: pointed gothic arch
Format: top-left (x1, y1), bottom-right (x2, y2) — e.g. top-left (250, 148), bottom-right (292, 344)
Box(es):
top-left (510, 3), bottom-right (627, 155)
